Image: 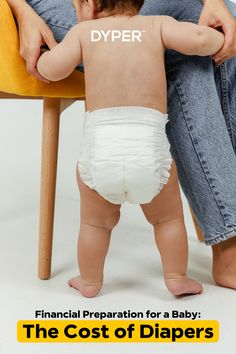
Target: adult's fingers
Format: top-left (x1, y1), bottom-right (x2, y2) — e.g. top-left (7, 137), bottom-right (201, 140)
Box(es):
top-left (26, 47), bottom-right (49, 83)
top-left (213, 23), bottom-right (236, 61)
top-left (199, 16), bottom-right (213, 27)
top-left (198, 10), bottom-right (219, 28)
top-left (29, 67), bottom-right (50, 83)
top-left (215, 59), bottom-right (226, 66)
top-left (43, 30), bottom-right (57, 50)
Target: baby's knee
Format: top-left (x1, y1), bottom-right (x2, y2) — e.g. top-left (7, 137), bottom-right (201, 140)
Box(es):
top-left (144, 213), bottom-right (161, 227)
top-left (144, 213), bottom-right (182, 228)
top-left (86, 209), bottom-right (121, 231)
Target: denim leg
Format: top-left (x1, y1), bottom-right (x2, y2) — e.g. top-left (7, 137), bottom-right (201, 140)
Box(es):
top-left (140, 0), bottom-right (236, 245)
top-left (166, 54), bottom-right (236, 245)
top-left (224, 58), bottom-right (236, 155)
top-left (216, 1), bottom-right (236, 155)
top-left (140, 0), bottom-right (202, 21)
top-left (26, 0), bottom-right (77, 42)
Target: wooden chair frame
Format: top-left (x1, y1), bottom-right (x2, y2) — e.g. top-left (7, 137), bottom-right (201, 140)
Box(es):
top-left (1, 93), bottom-right (74, 279)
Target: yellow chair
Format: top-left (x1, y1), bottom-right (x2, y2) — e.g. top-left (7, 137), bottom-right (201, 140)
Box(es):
top-left (0, 0), bottom-right (85, 280)
top-left (0, 0), bottom-right (204, 280)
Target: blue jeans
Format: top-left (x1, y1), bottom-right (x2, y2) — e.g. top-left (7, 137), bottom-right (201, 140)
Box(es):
top-left (27, 0), bottom-right (236, 245)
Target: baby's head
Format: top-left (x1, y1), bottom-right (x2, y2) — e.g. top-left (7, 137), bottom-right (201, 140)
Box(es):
top-left (72, 0), bottom-right (144, 21)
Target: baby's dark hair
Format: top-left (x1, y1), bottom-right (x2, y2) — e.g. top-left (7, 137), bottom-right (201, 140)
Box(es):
top-left (99, 0), bottom-right (144, 12)
top-left (81, 0), bottom-right (144, 14)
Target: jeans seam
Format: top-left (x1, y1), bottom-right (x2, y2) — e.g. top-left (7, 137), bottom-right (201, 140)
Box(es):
top-left (167, 81), bottom-right (201, 211)
top-left (220, 63), bottom-right (234, 142)
top-left (49, 23), bottom-right (72, 31)
top-left (171, 76), bottom-right (227, 225)
top-left (204, 227), bottom-right (236, 245)
top-left (180, 19), bottom-right (198, 24)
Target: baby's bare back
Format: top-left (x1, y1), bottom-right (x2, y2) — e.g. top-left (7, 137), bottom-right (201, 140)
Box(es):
top-left (79, 16), bottom-right (167, 113)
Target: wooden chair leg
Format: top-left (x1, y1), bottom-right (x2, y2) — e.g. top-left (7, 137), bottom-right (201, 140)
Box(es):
top-left (190, 208), bottom-right (204, 242)
top-left (38, 97), bottom-right (61, 279)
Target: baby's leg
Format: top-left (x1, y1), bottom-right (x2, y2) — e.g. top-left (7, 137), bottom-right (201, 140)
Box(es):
top-left (68, 170), bottom-right (121, 298)
top-left (141, 162), bottom-right (203, 296)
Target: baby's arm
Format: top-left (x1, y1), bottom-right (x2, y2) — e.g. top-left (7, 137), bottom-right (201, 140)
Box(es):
top-left (37, 25), bottom-right (82, 81)
top-left (160, 16), bottom-right (224, 56)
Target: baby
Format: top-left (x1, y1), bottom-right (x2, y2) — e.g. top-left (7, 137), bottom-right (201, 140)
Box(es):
top-left (37, 0), bottom-right (224, 297)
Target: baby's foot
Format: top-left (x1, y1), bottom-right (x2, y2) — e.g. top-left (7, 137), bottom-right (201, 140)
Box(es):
top-left (165, 274), bottom-right (203, 296)
top-left (68, 276), bottom-right (103, 298)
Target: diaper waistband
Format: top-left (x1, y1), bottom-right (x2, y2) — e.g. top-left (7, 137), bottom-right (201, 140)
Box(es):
top-left (84, 106), bottom-right (168, 128)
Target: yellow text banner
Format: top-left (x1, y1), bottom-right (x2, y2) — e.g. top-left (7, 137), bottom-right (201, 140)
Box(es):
top-left (17, 320), bottom-right (219, 343)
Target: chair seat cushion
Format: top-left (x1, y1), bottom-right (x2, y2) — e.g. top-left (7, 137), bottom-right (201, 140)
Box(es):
top-left (0, 0), bottom-right (85, 98)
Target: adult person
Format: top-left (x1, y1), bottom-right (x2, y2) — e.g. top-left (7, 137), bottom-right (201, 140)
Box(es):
top-left (6, 0), bottom-right (236, 290)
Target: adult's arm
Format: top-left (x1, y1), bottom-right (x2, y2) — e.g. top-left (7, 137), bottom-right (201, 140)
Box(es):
top-left (200, 0), bottom-right (236, 64)
top-left (6, 0), bottom-right (57, 82)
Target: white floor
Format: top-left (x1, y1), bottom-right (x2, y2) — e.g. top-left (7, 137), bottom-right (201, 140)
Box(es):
top-left (0, 100), bottom-right (236, 354)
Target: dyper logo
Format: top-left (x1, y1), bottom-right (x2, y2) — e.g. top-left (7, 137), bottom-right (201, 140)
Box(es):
top-left (91, 30), bottom-right (144, 42)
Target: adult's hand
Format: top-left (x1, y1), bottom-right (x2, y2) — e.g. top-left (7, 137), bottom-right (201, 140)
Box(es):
top-left (199, 0), bottom-right (236, 65)
top-left (15, 3), bottom-right (57, 82)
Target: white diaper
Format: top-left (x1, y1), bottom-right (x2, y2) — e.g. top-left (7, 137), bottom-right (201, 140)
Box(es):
top-left (77, 106), bottom-right (172, 204)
